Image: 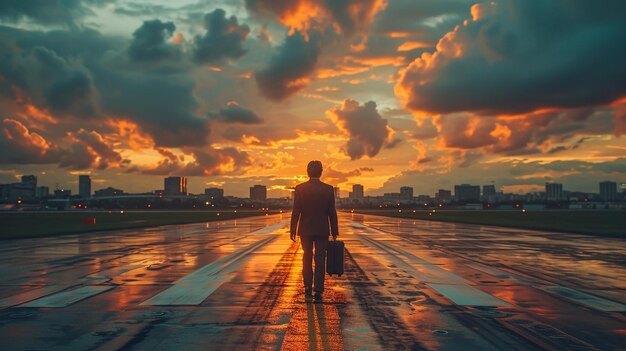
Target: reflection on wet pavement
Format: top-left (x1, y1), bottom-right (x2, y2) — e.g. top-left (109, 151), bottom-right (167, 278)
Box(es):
top-left (0, 213), bottom-right (625, 350)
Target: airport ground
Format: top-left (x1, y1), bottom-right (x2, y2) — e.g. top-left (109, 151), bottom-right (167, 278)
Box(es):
top-left (1, 209), bottom-right (623, 241)
top-left (354, 209), bottom-right (625, 237)
top-left (0, 213), bottom-right (625, 350)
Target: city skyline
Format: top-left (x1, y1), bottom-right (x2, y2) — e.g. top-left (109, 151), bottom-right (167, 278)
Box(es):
top-left (2, 173), bottom-right (622, 202)
top-left (0, 1), bottom-right (625, 199)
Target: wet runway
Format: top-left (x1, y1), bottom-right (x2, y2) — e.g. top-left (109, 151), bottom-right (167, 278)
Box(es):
top-left (1, 212), bottom-right (625, 350)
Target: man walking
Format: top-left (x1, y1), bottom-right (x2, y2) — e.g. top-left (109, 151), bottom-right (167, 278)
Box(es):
top-left (290, 160), bottom-right (339, 303)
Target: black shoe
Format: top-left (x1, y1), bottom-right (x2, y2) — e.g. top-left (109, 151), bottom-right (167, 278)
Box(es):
top-left (313, 292), bottom-right (323, 303)
top-left (305, 288), bottom-right (313, 302)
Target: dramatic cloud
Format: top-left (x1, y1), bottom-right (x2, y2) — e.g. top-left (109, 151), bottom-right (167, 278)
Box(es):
top-left (396, 0), bottom-right (626, 115)
top-left (255, 30), bottom-right (322, 101)
top-left (142, 147), bottom-right (252, 176)
top-left (327, 99), bottom-right (394, 160)
top-left (433, 107), bottom-right (616, 155)
top-left (0, 0), bottom-right (101, 26)
top-left (209, 102), bottom-right (263, 124)
top-left (245, 0), bottom-right (386, 36)
top-left (0, 44), bottom-right (98, 118)
top-left (373, 0), bottom-right (470, 38)
top-left (0, 118), bottom-right (54, 164)
top-left (59, 129), bottom-right (124, 170)
top-left (323, 166), bottom-right (374, 185)
top-left (94, 65), bottom-right (211, 147)
top-left (193, 9), bottom-right (250, 64)
top-left (129, 20), bottom-right (180, 62)
top-left (437, 114), bottom-right (497, 149)
top-left (0, 118), bottom-right (124, 170)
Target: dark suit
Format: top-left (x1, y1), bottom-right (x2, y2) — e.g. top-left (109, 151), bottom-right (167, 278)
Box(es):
top-left (290, 178), bottom-right (339, 293)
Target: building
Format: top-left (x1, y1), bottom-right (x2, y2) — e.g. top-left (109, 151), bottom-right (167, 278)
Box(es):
top-left (54, 189), bottom-right (71, 199)
top-left (483, 185), bottom-right (496, 197)
top-left (482, 184), bottom-right (496, 203)
top-left (21, 175), bottom-right (37, 190)
top-left (400, 186), bottom-right (414, 202)
top-left (599, 181), bottom-right (618, 202)
top-left (383, 193), bottom-right (401, 202)
top-left (352, 184), bottom-right (364, 200)
top-left (454, 184), bottom-right (481, 203)
top-left (250, 185), bottom-right (267, 201)
top-left (435, 189), bottom-right (452, 203)
top-left (36, 186), bottom-right (49, 198)
top-left (334, 187), bottom-right (340, 199)
top-left (79, 175), bottom-right (91, 198)
top-left (164, 176), bottom-right (187, 196)
top-left (94, 187), bottom-right (124, 197)
top-left (545, 182), bottom-right (563, 201)
top-left (416, 195), bottom-right (432, 204)
top-left (205, 188), bottom-right (224, 198)
top-left (1, 175), bottom-right (38, 200)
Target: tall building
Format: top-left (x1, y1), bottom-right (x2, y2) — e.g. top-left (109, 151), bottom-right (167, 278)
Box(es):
top-left (599, 181), bottom-right (617, 202)
top-left (334, 187), bottom-right (341, 199)
top-left (454, 184), bottom-right (480, 203)
top-left (164, 176), bottom-right (187, 196)
top-left (79, 175), bottom-right (91, 198)
top-left (436, 189), bottom-right (452, 203)
top-left (36, 186), bottom-right (49, 198)
top-left (400, 186), bottom-right (414, 201)
top-left (21, 175), bottom-right (37, 190)
top-left (545, 182), bottom-right (563, 201)
top-left (205, 188), bottom-right (224, 198)
top-left (250, 185), bottom-right (267, 201)
top-left (482, 185), bottom-right (496, 197)
top-left (352, 184), bottom-right (364, 199)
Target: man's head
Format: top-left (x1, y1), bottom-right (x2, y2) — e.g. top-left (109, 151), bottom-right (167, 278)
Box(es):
top-left (307, 160), bottom-right (323, 178)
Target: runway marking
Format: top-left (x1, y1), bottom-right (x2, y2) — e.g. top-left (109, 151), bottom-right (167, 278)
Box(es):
top-left (540, 286), bottom-right (626, 312)
top-left (250, 221), bottom-right (288, 234)
top-left (352, 222), bottom-right (511, 307)
top-left (427, 284), bottom-right (511, 307)
top-left (141, 223), bottom-right (287, 306)
top-left (467, 263), bottom-right (626, 312)
top-left (21, 285), bottom-right (114, 308)
top-left (0, 285), bottom-right (66, 308)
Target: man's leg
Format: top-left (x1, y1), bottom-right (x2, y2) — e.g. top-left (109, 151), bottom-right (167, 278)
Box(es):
top-left (313, 236), bottom-right (329, 293)
top-left (301, 236), bottom-right (314, 293)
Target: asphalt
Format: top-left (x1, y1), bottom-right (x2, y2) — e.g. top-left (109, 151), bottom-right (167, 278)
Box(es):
top-left (0, 213), bottom-right (625, 350)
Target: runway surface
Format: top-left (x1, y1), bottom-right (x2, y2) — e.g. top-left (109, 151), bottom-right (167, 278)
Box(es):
top-left (0, 212), bottom-right (625, 350)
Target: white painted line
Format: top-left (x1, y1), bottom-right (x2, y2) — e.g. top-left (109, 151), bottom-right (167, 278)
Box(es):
top-left (467, 263), bottom-right (626, 312)
top-left (352, 222), bottom-right (511, 307)
top-left (541, 286), bottom-right (626, 312)
top-left (251, 221), bottom-right (288, 234)
top-left (355, 224), bottom-right (469, 284)
top-left (0, 285), bottom-right (66, 308)
top-left (428, 284), bottom-right (511, 307)
top-left (141, 235), bottom-right (278, 306)
top-left (21, 286), bottom-right (114, 308)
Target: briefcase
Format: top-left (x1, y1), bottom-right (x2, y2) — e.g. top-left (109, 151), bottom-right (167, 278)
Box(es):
top-left (326, 240), bottom-right (344, 276)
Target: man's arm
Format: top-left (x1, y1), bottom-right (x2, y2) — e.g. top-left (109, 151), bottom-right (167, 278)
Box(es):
top-left (290, 187), bottom-right (301, 242)
top-left (328, 188), bottom-right (339, 238)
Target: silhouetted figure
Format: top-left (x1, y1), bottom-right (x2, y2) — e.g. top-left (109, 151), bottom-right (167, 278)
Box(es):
top-left (290, 160), bottom-right (339, 303)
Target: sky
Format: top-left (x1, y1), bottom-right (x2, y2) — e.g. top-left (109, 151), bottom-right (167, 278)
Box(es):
top-left (0, 0), bottom-right (625, 198)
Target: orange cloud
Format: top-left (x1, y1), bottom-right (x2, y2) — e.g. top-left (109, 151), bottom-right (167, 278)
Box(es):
top-left (1, 118), bottom-right (50, 156)
top-left (397, 41), bottom-right (434, 52)
top-left (106, 119), bottom-right (154, 152)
